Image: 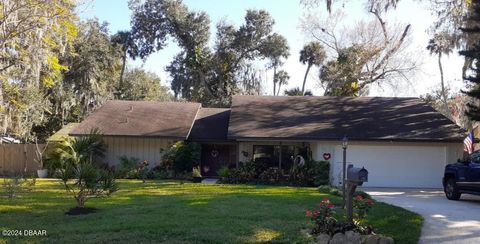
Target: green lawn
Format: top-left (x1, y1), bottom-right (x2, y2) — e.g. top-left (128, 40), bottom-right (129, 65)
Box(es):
top-left (0, 180), bottom-right (422, 243)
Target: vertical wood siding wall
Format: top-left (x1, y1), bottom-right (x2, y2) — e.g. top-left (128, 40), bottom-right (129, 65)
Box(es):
top-left (103, 136), bottom-right (173, 167)
top-left (0, 144), bottom-right (45, 175)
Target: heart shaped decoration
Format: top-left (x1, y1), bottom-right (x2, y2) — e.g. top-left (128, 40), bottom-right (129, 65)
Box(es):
top-left (323, 153), bottom-right (331, 160)
top-left (211, 150), bottom-right (219, 158)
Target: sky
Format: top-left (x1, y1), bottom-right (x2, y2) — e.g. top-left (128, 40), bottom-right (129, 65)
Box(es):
top-left (79, 0), bottom-right (466, 98)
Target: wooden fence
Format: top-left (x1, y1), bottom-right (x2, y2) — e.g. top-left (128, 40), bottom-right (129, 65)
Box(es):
top-left (0, 144), bottom-right (46, 176)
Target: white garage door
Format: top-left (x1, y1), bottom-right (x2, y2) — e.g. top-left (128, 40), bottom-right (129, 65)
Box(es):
top-left (332, 145), bottom-right (446, 188)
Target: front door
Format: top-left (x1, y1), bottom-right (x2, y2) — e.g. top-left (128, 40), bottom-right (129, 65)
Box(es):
top-left (200, 144), bottom-right (235, 177)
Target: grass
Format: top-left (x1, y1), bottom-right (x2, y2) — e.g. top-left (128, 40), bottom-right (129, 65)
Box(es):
top-left (0, 179), bottom-right (422, 243)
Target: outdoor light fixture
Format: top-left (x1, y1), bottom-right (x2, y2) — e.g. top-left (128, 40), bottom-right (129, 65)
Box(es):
top-left (342, 135), bottom-right (348, 149)
top-left (342, 135), bottom-right (348, 208)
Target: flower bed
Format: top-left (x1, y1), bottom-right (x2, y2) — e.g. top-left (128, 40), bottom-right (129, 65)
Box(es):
top-left (304, 196), bottom-right (394, 244)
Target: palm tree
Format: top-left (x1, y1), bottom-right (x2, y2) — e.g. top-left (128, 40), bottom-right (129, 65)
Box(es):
top-left (284, 87), bottom-right (313, 96)
top-left (275, 70), bottom-right (290, 96)
top-left (427, 33), bottom-right (455, 109)
top-left (299, 42), bottom-right (326, 95)
top-left (54, 129), bottom-right (116, 209)
top-left (111, 31), bottom-right (133, 99)
top-left (264, 34), bottom-right (290, 96)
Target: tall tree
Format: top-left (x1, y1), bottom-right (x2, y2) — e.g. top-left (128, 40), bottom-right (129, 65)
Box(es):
top-left (62, 20), bottom-right (122, 116)
top-left (301, 0), bottom-right (399, 14)
top-left (274, 70), bottom-right (290, 96)
top-left (301, 2), bottom-right (416, 96)
top-left (426, 33), bottom-right (456, 109)
top-left (461, 1), bottom-right (480, 121)
top-left (263, 34), bottom-right (289, 96)
top-left (111, 31), bottom-right (135, 98)
top-left (299, 41), bottom-right (326, 95)
top-left (0, 0), bottom-right (77, 136)
top-left (130, 0), bottom-right (287, 105)
top-left (121, 68), bottom-right (172, 101)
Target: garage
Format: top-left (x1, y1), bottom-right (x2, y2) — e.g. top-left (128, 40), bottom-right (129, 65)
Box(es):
top-left (329, 144), bottom-right (463, 188)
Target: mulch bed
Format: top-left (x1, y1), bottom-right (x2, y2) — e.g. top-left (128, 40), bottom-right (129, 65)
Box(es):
top-left (65, 207), bottom-right (97, 216)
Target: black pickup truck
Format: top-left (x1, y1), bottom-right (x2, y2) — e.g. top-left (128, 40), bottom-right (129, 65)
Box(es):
top-left (443, 151), bottom-right (480, 200)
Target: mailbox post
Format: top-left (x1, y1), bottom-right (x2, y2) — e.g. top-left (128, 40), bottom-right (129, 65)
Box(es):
top-left (346, 165), bottom-right (368, 223)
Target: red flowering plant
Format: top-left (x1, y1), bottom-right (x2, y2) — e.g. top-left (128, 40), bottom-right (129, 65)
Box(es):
top-left (306, 198), bottom-right (338, 235)
top-left (353, 195), bottom-right (375, 222)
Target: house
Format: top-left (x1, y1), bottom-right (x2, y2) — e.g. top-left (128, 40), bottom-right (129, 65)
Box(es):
top-left (70, 95), bottom-right (466, 188)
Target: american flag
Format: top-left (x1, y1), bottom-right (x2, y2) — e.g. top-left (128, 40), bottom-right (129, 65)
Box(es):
top-left (464, 132), bottom-right (474, 154)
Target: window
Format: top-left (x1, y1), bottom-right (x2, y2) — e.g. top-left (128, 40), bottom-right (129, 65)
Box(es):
top-left (252, 144), bottom-right (302, 173)
top-left (280, 146), bottom-right (295, 172)
top-left (253, 145), bottom-right (279, 168)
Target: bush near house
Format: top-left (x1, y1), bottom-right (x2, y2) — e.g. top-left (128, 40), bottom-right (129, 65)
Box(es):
top-left (219, 160), bottom-right (330, 186)
top-left (160, 141), bottom-right (201, 174)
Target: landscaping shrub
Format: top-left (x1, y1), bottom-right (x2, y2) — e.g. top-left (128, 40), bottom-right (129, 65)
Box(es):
top-left (161, 141), bottom-right (200, 174)
top-left (306, 198), bottom-right (375, 237)
top-left (318, 185), bottom-right (341, 196)
top-left (192, 166), bottom-right (202, 178)
top-left (220, 159), bottom-right (330, 187)
top-left (306, 198), bottom-right (339, 236)
top-left (353, 195), bottom-right (375, 223)
top-left (116, 156), bottom-right (140, 178)
top-left (53, 130), bottom-right (118, 210)
top-left (258, 167), bottom-right (283, 184)
top-left (217, 166), bottom-right (230, 179)
top-left (2, 175), bottom-right (36, 198)
top-left (147, 168), bottom-right (169, 179)
top-left (44, 142), bottom-right (68, 177)
top-left (220, 161), bottom-right (258, 184)
top-left (138, 160), bottom-right (150, 183)
top-left (353, 190), bottom-right (372, 200)
top-left (291, 160), bottom-right (330, 186)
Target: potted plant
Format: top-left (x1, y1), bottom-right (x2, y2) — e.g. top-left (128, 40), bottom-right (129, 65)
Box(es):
top-left (35, 138), bottom-right (49, 178)
top-left (192, 166), bottom-right (202, 183)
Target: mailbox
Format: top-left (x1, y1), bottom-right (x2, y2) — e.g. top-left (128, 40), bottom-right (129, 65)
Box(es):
top-left (347, 165), bottom-right (368, 185)
top-left (345, 164), bottom-right (369, 223)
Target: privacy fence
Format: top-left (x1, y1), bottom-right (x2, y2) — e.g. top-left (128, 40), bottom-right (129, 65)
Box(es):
top-left (0, 144), bottom-right (45, 176)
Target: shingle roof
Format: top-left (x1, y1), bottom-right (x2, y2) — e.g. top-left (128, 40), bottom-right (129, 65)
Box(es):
top-left (70, 100), bottom-right (201, 139)
top-left (189, 108), bottom-right (231, 141)
top-left (47, 123), bottom-right (80, 142)
top-left (227, 95), bottom-right (466, 142)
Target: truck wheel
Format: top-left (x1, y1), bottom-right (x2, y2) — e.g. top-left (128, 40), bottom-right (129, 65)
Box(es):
top-left (444, 178), bottom-right (461, 200)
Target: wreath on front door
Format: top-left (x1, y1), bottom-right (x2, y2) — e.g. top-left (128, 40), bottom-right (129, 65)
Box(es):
top-left (211, 149), bottom-right (219, 158)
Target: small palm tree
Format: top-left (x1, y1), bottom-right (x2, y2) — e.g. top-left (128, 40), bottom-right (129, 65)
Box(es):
top-left (300, 42), bottom-right (326, 95)
top-left (55, 129), bottom-right (117, 210)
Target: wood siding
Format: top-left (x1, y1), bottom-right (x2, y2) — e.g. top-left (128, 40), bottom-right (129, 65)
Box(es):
top-left (102, 136), bottom-right (173, 167)
top-left (0, 144), bottom-right (45, 175)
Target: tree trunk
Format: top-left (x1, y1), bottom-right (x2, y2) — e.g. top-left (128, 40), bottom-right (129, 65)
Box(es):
top-left (302, 64), bottom-right (312, 95)
top-left (118, 50), bottom-right (127, 99)
top-left (273, 66), bottom-right (277, 96)
top-left (76, 194), bottom-right (86, 208)
top-left (438, 52), bottom-right (448, 109)
top-left (0, 80), bottom-right (4, 135)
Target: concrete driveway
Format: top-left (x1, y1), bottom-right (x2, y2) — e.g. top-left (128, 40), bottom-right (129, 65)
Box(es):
top-left (364, 188), bottom-right (480, 244)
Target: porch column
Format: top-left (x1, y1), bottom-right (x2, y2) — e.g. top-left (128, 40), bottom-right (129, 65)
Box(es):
top-left (278, 142), bottom-right (282, 168)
